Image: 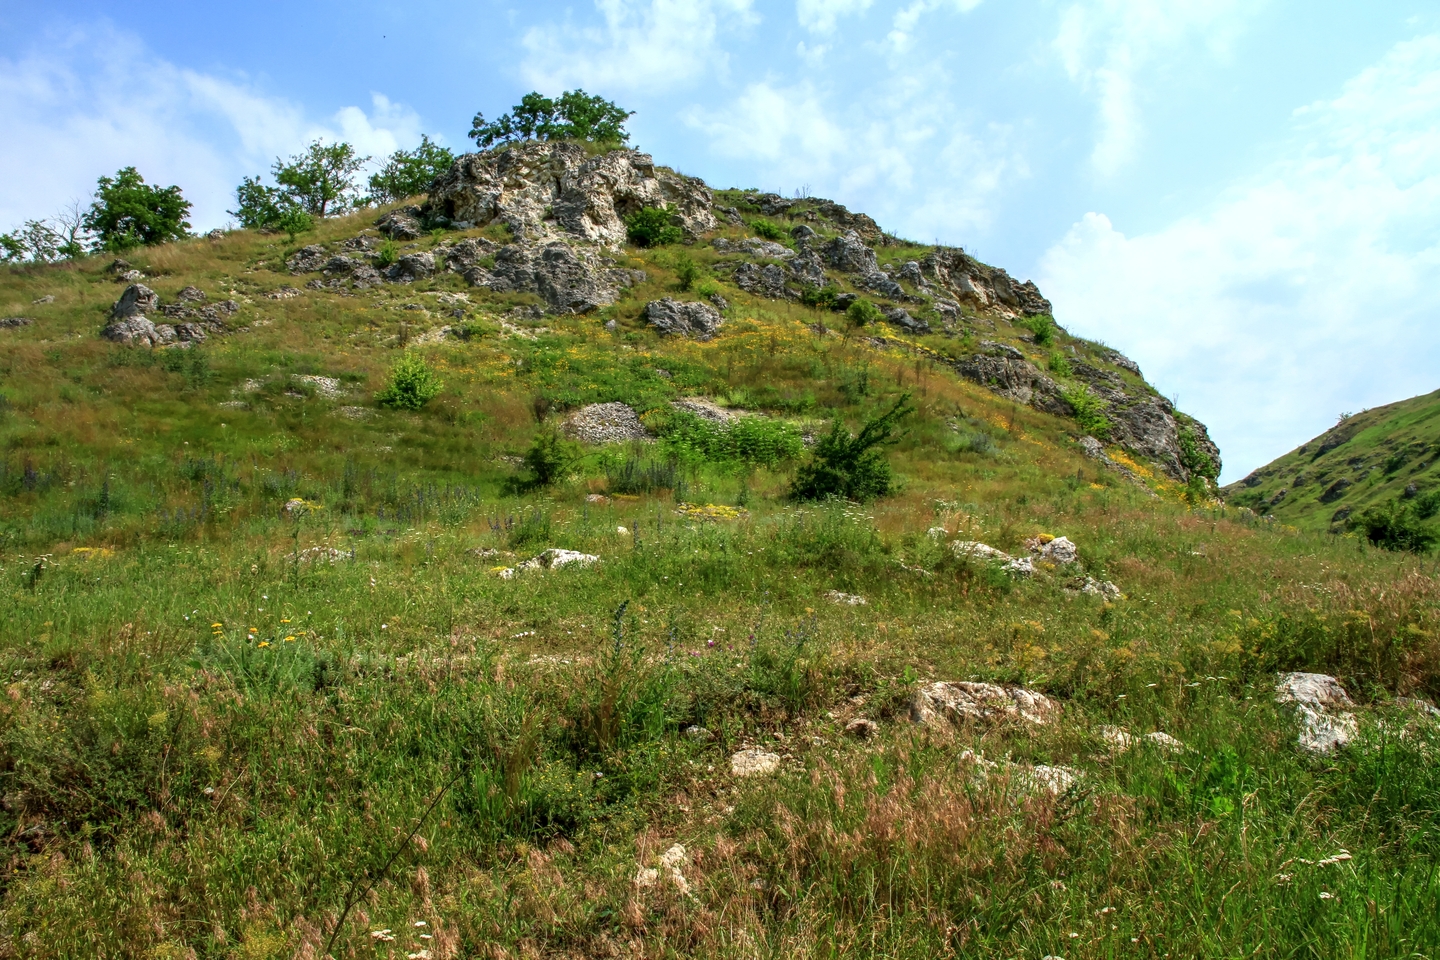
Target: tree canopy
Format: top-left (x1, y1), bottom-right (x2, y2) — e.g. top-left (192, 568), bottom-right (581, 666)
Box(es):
top-left (273, 141), bottom-right (368, 218)
top-left (368, 135), bottom-right (456, 204)
top-left (81, 167), bottom-right (192, 253)
top-left (469, 90), bottom-right (633, 149)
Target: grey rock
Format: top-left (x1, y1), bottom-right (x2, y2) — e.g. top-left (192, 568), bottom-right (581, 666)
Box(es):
top-left (708, 292), bottom-right (730, 311)
top-left (564, 402), bottom-right (650, 444)
top-left (31, 295), bottom-right (54, 305)
top-left (0, 317), bottom-right (34, 328)
top-left (376, 208), bottom-right (424, 240)
top-left (791, 224), bottom-right (816, 240)
top-left (482, 242), bottom-right (621, 313)
top-left (175, 285), bottom-right (207, 303)
top-left (713, 237), bottom-right (793, 259)
top-left (733, 261), bottom-right (794, 300)
top-left (111, 284), bottom-right (159, 320)
top-left (1078, 436), bottom-right (1106, 460)
top-left (882, 306), bottom-right (929, 334)
top-left (286, 245), bottom-right (329, 273)
top-left (425, 140), bottom-right (715, 244)
top-left (951, 352), bottom-right (1070, 416)
top-left (1105, 351), bottom-right (1141, 375)
top-left (645, 298), bottom-right (724, 341)
top-left (1319, 478), bottom-right (1352, 503)
top-left (979, 340), bottom-right (1024, 361)
top-left (443, 236), bottom-right (500, 273)
top-left (342, 235), bottom-right (379, 251)
top-left (859, 271), bottom-right (906, 300)
top-left (107, 258), bottom-right (131, 274)
top-left (788, 248), bottom-right (827, 288)
top-left (101, 316), bottom-right (161, 345)
top-left (174, 323), bottom-right (207, 343)
top-left (820, 230), bottom-right (879, 275)
top-left (604, 318), bottom-right (618, 332)
top-left (845, 718), bottom-right (879, 739)
top-left (832, 292), bottom-right (859, 311)
top-left (1276, 672), bottom-right (1357, 754)
top-left (387, 251), bottom-right (435, 283)
top-left (911, 681), bottom-right (1058, 728)
top-left (897, 260), bottom-right (925, 286)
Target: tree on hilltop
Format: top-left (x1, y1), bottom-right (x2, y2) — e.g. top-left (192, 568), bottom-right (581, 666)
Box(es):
top-left (468, 90), bottom-right (633, 149)
top-left (82, 167), bottom-right (191, 252)
top-left (273, 140), bottom-right (369, 218)
top-left (368, 135), bottom-right (456, 204)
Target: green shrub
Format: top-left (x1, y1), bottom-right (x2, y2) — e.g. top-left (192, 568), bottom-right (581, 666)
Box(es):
top-left (469, 90), bottom-right (633, 149)
top-left (695, 279), bottom-right (723, 301)
top-left (1020, 314), bottom-right (1055, 346)
top-left (275, 205), bottom-right (314, 241)
top-left (1061, 384), bottom-right (1111, 440)
top-left (376, 238), bottom-right (400, 268)
top-left (625, 206), bottom-right (682, 247)
top-left (1047, 351), bottom-right (1072, 378)
top-left (658, 410), bottom-right (804, 468)
top-left (674, 254), bottom-right (701, 291)
top-left (84, 167), bottom-right (192, 252)
top-left (1416, 490), bottom-right (1440, 521)
top-left (507, 508), bottom-right (553, 551)
top-left (1178, 425), bottom-right (1219, 480)
top-left (1350, 501), bottom-right (1436, 553)
top-left (790, 396), bottom-right (914, 503)
top-left (845, 299), bottom-right (883, 330)
top-left (800, 285), bottom-right (841, 310)
top-left (375, 352), bottom-right (443, 410)
top-left (367, 135), bottom-right (456, 203)
top-left (521, 428), bottom-right (576, 488)
top-left (605, 457), bottom-right (683, 495)
top-left (752, 219), bottom-right (786, 241)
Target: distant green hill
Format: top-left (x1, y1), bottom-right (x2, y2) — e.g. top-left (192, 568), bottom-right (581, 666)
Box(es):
top-left (1224, 388), bottom-right (1440, 532)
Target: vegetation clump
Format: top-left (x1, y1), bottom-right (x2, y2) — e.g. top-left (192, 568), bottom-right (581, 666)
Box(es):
top-left (791, 396), bottom-right (914, 502)
top-left (1062, 384), bottom-right (1111, 440)
top-left (625, 206), bottom-right (682, 247)
top-left (1350, 499), bottom-right (1437, 553)
top-left (83, 167), bottom-right (192, 252)
top-left (375, 352), bottom-right (443, 410)
top-left (469, 90), bottom-right (633, 149)
top-left (367, 135), bottom-right (456, 204)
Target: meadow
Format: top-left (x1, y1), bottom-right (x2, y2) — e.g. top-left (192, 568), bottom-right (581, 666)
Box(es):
top-left (0, 206), bottom-right (1438, 959)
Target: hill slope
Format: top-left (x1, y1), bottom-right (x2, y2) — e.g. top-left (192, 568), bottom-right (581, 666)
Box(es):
top-left (0, 143), bottom-right (1437, 959)
top-left (1224, 388), bottom-right (1440, 531)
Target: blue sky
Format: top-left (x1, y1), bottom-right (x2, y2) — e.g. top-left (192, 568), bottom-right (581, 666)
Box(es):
top-left (2, 0), bottom-right (1438, 482)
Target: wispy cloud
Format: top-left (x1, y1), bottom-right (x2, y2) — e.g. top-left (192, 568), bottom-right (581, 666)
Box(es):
top-left (0, 25), bottom-right (425, 231)
top-left (520, 0), bottom-right (758, 93)
top-left (796, 0), bottom-right (873, 35)
top-left (1040, 33), bottom-right (1440, 480)
top-left (887, 0), bottom-right (984, 53)
top-left (1053, 0), bottom-right (1260, 176)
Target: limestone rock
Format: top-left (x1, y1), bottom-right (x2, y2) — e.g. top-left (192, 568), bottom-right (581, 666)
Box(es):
top-left (713, 237), bottom-right (793, 259)
top-left (731, 749), bottom-right (782, 777)
top-left (1014, 764), bottom-right (1080, 796)
top-left (845, 718), bottom-right (879, 738)
top-left (820, 231), bottom-right (878, 274)
top-left (484, 242), bottom-right (621, 313)
top-left (0, 317), bottom-right (33, 328)
top-left (951, 541), bottom-right (1011, 562)
top-left (645, 298), bottom-right (724, 341)
top-left (882, 306), bottom-right (929, 334)
top-left (1275, 672), bottom-right (1357, 753)
top-left (1004, 556), bottom-right (1035, 577)
top-left (1069, 576), bottom-right (1121, 601)
top-left (387, 252), bottom-right (435, 283)
top-left (911, 681), bottom-right (1058, 728)
top-left (286, 245), bottom-right (329, 273)
top-left (824, 590), bottom-right (867, 606)
top-left (563, 402), bottom-right (650, 444)
top-left (101, 317), bottom-right (161, 345)
top-left (860, 271), bottom-right (907, 301)
top-left (1039, 536), bottom-right (1078, 564)
top-left (951, 352), bottom-right (1070, 417)
top-left (788, 248), bottom-right (827, 288)
top-left (733, 261), bottom-right (794, 299)
top-left (175, 286), bottom-right (207, 303)
top-left (111, 284), bottom-right (159, 320)
top-left (376, 208), bottom-right (424, 240)
top-left (32, 295), bottom-right (54, 305)
top-left (425, 140), bottom-right (714, 244)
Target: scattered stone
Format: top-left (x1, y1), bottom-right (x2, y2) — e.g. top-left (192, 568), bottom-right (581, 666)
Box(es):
top-left (731, 749), bottom-right (782, 777)
top-left (881, 306), bottom-right (929, 334)
top-left (1039, 536), bottom-right (1078, 564)
top-left (1144, 732), bottom-right (1186, 753)
top-left (286, 245), bottom-right (329, 274)
top-left (732, 260), bottom-right (795, 299)
top-left (645, 298), bottom-right (724, 341)
top-left (175, 285), bottom-right (207, 303)
top-left (111, 283), bottom-right (159, 320)
top-left (862, 272), bottom-right (907, 301)
top-left (1105, 351), bottom-right (1141, 375)
top-left (844, 718), bottom-right (879, 739)
top-left (1004, 556), bottom-right (1035, 577)
top-left (387, 251), bottom-right (435, 283)
top-left (107, 258), bottom-right (131, 274)
top-left (791, 224), bottom-right (816, 240)
top-left (0, 317), bottom-right (33, 328)
top-left (820, 230), bottom-right (879, 274)
top-left (1015, 764), bottom-right (1080, 796)
top-left (951, 541), bottom-right (1011, 562)
top-left (684, 725), bottom-right (715, 741)
top-left (101, 316), bottom-right (161, 345)
top-left (708, 291), bottom-right (730, 311)
top-left (911, 681), bottom-right (1058, 728)
top-left (563, 402), bottom-right (650, 444)
top-left (376, 208), bottom-right (424, 240)
top-left (1275, 672), bottom-right (1357, 754)
top-left (31, 295), bottom-right (54, 305)
top-left (293, 375), bottom-right (342, 399)
top-left (265, 287), bottom-right (302, 300)
top-left (825, 590), bottom-right (867, 606)
top-left (118, 269), bottom-right (144, 282)
top-left (670, 397), bottom-right (737, 423)
top-left (1068, 576), bottom-right (1122, 601)
top-left (1099, 726), bottom-right (1184, 754)
top-left (712, 237), bottom-right (793, 259)
top-left (585, 493), bottom-right (610, 505)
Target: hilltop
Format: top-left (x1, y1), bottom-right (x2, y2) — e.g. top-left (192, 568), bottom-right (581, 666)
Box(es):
top-left (0, 140), bottom-right (1437, 959)
top-left (1224, 388), bottom-right (1440, 536)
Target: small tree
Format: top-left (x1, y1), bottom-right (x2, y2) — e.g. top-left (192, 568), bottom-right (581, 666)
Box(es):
top-left (82, 167), bottom-right (191, 252)
top-left (273, 141), bottom-right (368, 218)
top-left (368, 135), bottom-right (456, 204)
top-left (845, 298), bottom-right (882, 332)
top-left (0, 220), bottom-right (62, 263)
top-left (375, 353), bottom-right (443, 411)
top-left (674, 254), bottom-right (701, 291)
top-left (522, 428), bottom-right (577, 488)
top-left (469, 90), bottom-right (633, 149)
top-left (625, 206), bottom-right (681, 247)
top-left (790, 395), bottom-right (914, 502)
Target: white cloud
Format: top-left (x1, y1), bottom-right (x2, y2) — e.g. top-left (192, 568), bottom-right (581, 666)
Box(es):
top-left (1053, 0), bottom-right (1259, 175)
top-left (520, 0), bottom-right (757, 94)
top-left (0, 25), bottom-right (425, 232)
top-left (887, 0), bottom-right (984, 53)
top-left (796, 0), bottom-right (873, 35)
top-left (1039, 33), bottom-right (1440, 482)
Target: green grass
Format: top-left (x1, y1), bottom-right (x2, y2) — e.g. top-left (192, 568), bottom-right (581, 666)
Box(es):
top-left (1, 205), bottom-right (1438, 959)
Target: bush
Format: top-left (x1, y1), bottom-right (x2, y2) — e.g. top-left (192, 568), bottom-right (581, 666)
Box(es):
top-left (521, 428), bottom-right (576, 488)
top-left (790, 396), bottom-right (914, 503)
top-left (1178, 425), bottom-right (1219, 480)
top-left (273, 140), bottom-right (368, 218)
top-left (83, 167), bottom-right (192, 252)
top-left (845, 299), bottom-right (883, 330)
top-left (674, 254), bottom-right (701, 291)
top-left (1351, 501), bottom-right (1436, 553)
top-left (752, 219), bottom-right (786, 241)
top-left (1047, 351), bottom-right (1072, 378)
top-left (658, 410), bottom-right (804, 468)
top-left (469, 90), bottom-right (633, 149)
top-left (375, 353), bottom-right (443, 410)
top-left (625, 206), bottom-right (682, 247)
top-left (605, 457), bottom-right (683, 495)
top-left (367, 135), bottom-right (456, 203)
top-left (376, 239), bottom-right (400, 268)
top-left (1020, 314), bottom-right (1055, 346)
top-left (1061, 384), bottom-right (1111, 440)
top-left (800, 285), bottom-right (841, 310)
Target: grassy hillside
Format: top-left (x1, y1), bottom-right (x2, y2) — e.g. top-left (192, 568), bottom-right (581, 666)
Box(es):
top-left (1224, 389), bottom-right (1440, 533)
top-left (0, 191), bottom-right (1438, 959)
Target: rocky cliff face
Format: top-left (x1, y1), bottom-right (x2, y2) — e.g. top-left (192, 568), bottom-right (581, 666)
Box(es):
top-left (275, 140), bottom-right (1220, 486)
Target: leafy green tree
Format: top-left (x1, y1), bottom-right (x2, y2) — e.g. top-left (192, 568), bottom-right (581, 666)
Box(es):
top-left (375, 353), bottom-right (443, 411)
top-left (845, 299), bottom-right (882, 331)
top-left (81, 167), bottom-right (191, 252)
top-left (368, 135), bottom-right (456, 204)
top-left (1, 220), bottom-right (62, 263)
top-left (230, 177), bottom-right (315, 239)
top-left (1351, 500), bottom-right (1436, 554)
top-left (1061, 384), bottom-right (1111, 440)
top-left (790, 395), bottom-right (914, 502)
top-left (522, 428), bottom-right (578, 488)
top-left (273, 141), bottom-right (368, 218)
top-left (625, 206), bottom-right (681, 247)
top-left (469, 90), bottom-right (633, 149)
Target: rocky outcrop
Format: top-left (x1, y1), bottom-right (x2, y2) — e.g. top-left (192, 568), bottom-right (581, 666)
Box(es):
top-left (912, 681), bottom-right (1058, 728)
top-left (376, 207), bottom-right (424, 240)
top-left (563, 402), bottom-right (650, 444)
top-left (111, 284), bottom-right (159, 320)
top-left (712, 237), bottom-right (792, 259)
top-left (645, 298), bottom-right (724, 341)
top-left (286, 245), bottom-right (329, 274)
top-left (425, 140), bottom-right (715, 244)
top-left (919, 250), bottom-right (1052, 317)
top-left (387, 252), bottom-right (435, 283)
top-left (0, 317), bottom-right (33, 328)
top-left (733, 261), bottom-right (795, 300)
top-left (882, 306), bottom-right (928, 335)
top-left (951, 351), bottom-right (1069, 416)
top-left (747, 193), bottom-right (883, 243)
top-left (820, 230), bottom-right (879, 275)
